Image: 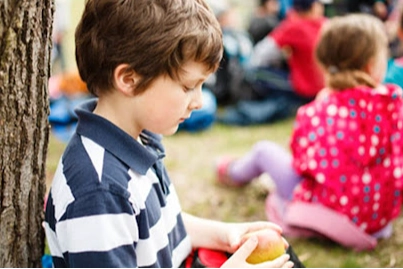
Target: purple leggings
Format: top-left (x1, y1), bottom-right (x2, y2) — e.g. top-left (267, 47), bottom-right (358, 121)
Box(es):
top-left (229, 140), bottom-right (301, 200)
top-left (228, 140), bottom-right (392, 239)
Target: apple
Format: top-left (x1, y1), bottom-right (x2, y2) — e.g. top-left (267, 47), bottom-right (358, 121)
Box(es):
top-left (241, 229), bottom-right (286, 264)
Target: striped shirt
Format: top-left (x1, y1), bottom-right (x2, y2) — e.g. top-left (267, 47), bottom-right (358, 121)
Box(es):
top-left (44, 99), bottom-right (191, 267)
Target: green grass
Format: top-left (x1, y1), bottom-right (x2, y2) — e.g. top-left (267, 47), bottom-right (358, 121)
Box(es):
top-left (46, 118), bottom-right (403, 267)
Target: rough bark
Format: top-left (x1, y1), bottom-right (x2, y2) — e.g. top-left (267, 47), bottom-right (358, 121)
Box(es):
top-left (0, 0), bottom-right (53, 267)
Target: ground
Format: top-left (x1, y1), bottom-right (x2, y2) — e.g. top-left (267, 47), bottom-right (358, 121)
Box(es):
top-left (46, 118), bottom-right (403, 267)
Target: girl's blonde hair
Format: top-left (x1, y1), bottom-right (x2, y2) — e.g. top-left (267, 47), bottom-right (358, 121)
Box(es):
top-left (315, 14), bottom-right (388, 90)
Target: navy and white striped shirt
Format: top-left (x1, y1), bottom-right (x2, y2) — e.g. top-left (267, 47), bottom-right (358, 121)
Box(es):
top-left (45, 99), bottom-right (191, 267)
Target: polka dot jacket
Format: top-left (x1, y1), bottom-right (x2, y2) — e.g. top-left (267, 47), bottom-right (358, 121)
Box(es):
top-left (290, 84), bottom-right (403, 234)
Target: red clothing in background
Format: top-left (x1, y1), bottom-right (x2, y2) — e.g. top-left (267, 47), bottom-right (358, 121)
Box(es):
top-left (270, 15), bottom-right (326, 98)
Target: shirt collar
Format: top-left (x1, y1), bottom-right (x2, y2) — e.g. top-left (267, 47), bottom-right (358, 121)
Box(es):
top-left (74, 98), bottom-right (164, 175)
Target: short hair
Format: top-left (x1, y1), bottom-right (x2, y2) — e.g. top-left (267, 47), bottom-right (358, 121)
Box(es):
top-left (75, 0), bottom-right (223, 96)
top-left (315, 13), bottom-right (388, 90)
top-left (293, 0), bottom-right (317, 12)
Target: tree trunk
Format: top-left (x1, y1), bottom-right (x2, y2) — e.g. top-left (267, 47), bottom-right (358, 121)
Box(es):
top-left (0, 0), bottom-right (53, 267)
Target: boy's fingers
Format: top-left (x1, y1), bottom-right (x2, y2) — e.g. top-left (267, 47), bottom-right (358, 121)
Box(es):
top-left (257, 254), bottom-right (292, 268)
top-left (228, 236), bottom-right (293, 268)
top-left (282, 237), bottom-right (289, 249)
top-left (283, 261), bottom-right (295, 268)
top-left (231, 235), bottom-right (258, 260)
top-left (249, 221), bottom-right (283, 234)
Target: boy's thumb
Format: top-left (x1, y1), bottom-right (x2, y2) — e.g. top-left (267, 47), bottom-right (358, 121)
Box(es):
top-left (231, 235), bottom-right (258, 261)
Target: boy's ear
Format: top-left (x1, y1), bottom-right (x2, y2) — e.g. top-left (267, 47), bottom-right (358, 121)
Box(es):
top-left (113, 64), bottom-right (140, 95)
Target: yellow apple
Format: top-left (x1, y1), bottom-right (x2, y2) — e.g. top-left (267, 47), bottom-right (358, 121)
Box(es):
top-left (241, 229), bottom-right (286, 264)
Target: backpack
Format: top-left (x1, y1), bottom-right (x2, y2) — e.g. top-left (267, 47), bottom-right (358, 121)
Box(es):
top-left (181, 247), bottom-right (305, 268)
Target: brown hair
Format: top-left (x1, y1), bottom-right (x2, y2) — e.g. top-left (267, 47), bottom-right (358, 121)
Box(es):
top-left (75, 0), bottom-right (223, 96)
top-left (315, 14), bottom-right (388, 90)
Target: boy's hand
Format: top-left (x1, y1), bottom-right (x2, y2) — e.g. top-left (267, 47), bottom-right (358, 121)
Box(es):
top-left (224, 221), bottom-right (284, 252)
top-left (221, 235), bottom-right (293, 268)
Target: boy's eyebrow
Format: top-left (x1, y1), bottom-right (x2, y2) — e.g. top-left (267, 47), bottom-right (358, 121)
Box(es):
top-left (183, 77), bottom-right (209, 86)
top-left (181, 71), bottom-right (210, 83)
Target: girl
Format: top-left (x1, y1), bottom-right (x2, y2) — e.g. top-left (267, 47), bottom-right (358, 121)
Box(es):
top-left (217, 13), bottom-right (403, 250)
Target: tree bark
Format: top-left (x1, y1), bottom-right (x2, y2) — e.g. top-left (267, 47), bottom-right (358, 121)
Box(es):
top-left (0, 0), bottom-right (53, 267)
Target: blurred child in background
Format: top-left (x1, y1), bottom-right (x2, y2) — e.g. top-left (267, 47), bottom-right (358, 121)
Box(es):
top-left (51, 0), bottom-right (70, 74)
top-left (204, 0), bottom-right (256, 105)
top-left (217, 0), bottom-right (327, 126)
top-left (347, 0), bottom-right (390, 20)
top-left (217, 13), bottom-right (403, 250)
top-left (248, 0), bottom-right (327, 101)
top-left (247, 0), bottom-right (280, 45)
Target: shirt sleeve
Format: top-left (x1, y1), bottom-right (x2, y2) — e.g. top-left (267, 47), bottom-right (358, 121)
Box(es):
top-left (249, 36), bottom-right (283, 67)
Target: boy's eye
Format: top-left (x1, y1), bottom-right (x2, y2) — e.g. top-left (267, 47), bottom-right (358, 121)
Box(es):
top-left (184, 86), bottom-right (195, 92)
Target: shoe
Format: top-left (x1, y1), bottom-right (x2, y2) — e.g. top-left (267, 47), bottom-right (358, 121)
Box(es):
top-left (216, 157), bottom-right (246, 187)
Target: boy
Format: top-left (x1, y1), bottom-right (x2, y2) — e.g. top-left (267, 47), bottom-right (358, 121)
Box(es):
top-left (44, 0), bottom-right (295, 267)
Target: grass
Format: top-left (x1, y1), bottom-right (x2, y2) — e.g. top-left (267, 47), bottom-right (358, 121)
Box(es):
top-left (46, 118), bottom-right (403, 267)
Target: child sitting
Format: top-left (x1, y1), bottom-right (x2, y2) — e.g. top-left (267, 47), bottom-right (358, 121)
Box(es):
top-left (44, 0), bottom-right (297, 267)
top-left (217, 13), bottom-right (403, 250)
top-left (218, 0), bottom-right (327, 125)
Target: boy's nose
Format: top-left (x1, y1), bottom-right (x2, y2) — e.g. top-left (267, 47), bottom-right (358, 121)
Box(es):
top-left (190, 87), bottom-right (203, 110)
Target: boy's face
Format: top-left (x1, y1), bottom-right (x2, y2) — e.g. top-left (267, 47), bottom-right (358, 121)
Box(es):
top-left (133, 61), bottom-right (212, 136)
